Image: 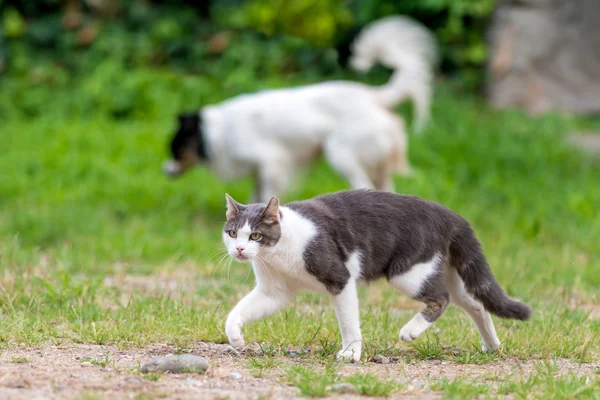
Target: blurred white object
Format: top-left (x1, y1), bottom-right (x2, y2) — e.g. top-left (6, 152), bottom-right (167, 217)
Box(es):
top-left (349, 16), bottom-right (437, 132)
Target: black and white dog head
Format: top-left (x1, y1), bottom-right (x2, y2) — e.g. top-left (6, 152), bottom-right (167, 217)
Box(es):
top-left (163, 112), bottom-right (209, 177)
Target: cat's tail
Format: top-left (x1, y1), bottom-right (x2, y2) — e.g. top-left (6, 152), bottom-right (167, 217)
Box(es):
top-left (450, 225), bottom-right (532, 321)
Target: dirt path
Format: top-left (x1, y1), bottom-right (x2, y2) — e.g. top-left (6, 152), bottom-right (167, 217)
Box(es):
top-left (0, 343), bottom-right (598, 399)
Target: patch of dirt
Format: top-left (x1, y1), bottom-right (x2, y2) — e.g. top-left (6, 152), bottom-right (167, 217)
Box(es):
top-left (1, 343), bottom-right (598, 400)
top-left (0, 343), bottom-right (296, 400)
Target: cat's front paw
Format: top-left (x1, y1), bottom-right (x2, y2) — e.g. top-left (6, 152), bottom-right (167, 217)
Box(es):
top-left (225, 315), bottom-right (245, 348)
top-left (228, 333), bottom-right (245, 348)
top-left (336, 345), bottom-right (361, 362)
top-left (481, 340), bottom-right (500, 352)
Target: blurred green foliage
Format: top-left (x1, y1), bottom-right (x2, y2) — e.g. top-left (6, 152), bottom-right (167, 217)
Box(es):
top-left (0, 0), bottom-right (496, 119)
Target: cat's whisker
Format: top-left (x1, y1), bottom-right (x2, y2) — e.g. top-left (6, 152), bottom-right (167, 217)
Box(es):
top-left (257, 254), bottom-right (283, 279)
top-left (255, 255), bottom-right (277, 282)
top-left (226, 257), bottom-right (234, 286)
top-left (210, 251), bottom-right (231, 281)
top-left (207, 249), bottom-right (229, 264)
top-left (215, 252), bottom-right (232, 283)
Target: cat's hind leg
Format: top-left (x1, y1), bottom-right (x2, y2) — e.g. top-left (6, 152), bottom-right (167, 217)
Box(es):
top-left (389, 253), bottom-right (449, 342)
top-left (446, 269), bottom-right (501, 352)
top-left (398, 292), bottom-right (449, 342)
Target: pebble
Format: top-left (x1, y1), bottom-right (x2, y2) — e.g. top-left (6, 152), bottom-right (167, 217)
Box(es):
top-left (141, 354), bottom-right (209, 374)
top-left (372, 354), bottom-right (390, 364)
top-left (228, 372), bottom-right (242, 380)
top-left (327, 382), bottom-right (357, 394)
top-left (80, 362), bottom-right (93, 367)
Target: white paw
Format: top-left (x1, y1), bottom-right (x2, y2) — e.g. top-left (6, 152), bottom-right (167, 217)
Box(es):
top-left (228, 333), bottom-right (245, 349)
top-left (399, 314), bottom-right (431, 343)
top-left (336, 349), bottom-right (361, 362)
top-left (226, 315), bottom-right (245, 348)
top-left (399, 326), bottom-right (419, 342)
top-left (481, 341), bottom-right (500, 352)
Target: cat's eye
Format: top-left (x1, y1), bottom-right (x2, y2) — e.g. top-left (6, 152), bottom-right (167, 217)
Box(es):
top-left (250, 232), bottom-right (262, 241)
top-left (228, 230), bottom-right (237, 238)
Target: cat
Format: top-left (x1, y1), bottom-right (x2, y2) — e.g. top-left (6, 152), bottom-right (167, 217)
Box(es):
top-left (222, 190), bottom-right (531, 361)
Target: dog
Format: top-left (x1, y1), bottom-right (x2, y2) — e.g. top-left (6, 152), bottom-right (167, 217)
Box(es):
top-left (337, 15), bottom-right (437, 132)
top-left (163, 79), bottom-right (412, 202)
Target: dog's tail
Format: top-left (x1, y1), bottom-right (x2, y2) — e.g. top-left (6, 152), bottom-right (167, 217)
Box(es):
top-left (374, 66), bottom-right (433, 133)
top-left (386, 113), bottom-right (412, 176)
top-left (450, 225), bottom-right (532, 321)
top-left (351, 16), bottom-right (436, 132)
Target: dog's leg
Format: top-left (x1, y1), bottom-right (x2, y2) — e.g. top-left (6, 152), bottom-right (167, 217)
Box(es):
top-left (256, 156), bottom-right (294, 202)
top-left (411, 78), bottom-right (432, 134)
top-left (251, 169), bottom-right (263, 203)
top-left (325, 141), bottom-right (374, 189)
top-left (372, 161), bottom-right (395, 192)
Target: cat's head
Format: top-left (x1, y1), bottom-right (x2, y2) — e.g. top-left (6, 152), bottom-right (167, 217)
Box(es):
top-left (163, 112), bottom-right (209, 177)
top-left (222, 194), bottom-right (282, 263)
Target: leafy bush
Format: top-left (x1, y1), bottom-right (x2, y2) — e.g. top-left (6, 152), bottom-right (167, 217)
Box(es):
top-left (0, 0), bottom-right (497, 119)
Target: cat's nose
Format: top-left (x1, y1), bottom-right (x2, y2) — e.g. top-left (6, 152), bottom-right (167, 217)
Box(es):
top-left (236, 246), bottom-right (245, 254)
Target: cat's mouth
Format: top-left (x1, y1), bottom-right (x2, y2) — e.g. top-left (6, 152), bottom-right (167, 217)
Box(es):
top-left (234, 254), bottom-right (252, 262)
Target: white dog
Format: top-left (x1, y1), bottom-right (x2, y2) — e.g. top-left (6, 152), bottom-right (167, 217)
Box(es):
top-left (347, 16), bottom-right (437, 132)
top-left (163, 78), bottom-right (412, 202)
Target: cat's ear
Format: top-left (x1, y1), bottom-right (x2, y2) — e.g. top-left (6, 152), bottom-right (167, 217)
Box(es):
top-left (261, 196), bottom-right (280, 223)
top-left (225, 193), bottom-right (245, 220)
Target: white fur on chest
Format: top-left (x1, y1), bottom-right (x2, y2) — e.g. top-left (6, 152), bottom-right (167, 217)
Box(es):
top-left (254, 207), bottom-right (326, 293)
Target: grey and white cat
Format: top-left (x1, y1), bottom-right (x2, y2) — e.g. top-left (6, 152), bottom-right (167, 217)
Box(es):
top-left (222, 190), bottom-right (531, 361)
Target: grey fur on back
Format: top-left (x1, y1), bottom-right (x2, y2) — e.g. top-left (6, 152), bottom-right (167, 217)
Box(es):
top-left (285, 190), bottom-right (531, 320)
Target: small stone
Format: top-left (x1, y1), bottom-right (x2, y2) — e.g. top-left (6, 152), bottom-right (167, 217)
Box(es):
top-left (372, 354), bottom-right (390, 364)
top-left (140, 354), bottom-right (209, 374)
top-left (327, 382), bottom-right (357, 394)
top-left (228, 372), bottom-right (242, 380)
top-left (80, 362), bottom-right (93, 367)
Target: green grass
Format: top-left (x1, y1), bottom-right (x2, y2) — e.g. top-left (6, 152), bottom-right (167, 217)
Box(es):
top-left (247, 357), bottom-right (280, 378)
top-left (286, 364), bottom-right (338, 397)
top-left (1, 82), bottom-right (599, 396)
top-left (82, 354), bottom-right (111, 368)
top-left (432, 362), bottom-right (600, 399)
top-left (343, 373), bottom-right (401, 396)
top-left (431, 378), bottom-right (491, 399)
top-left (10, 357), bottom-right (29, 364)
top-left (499, 361), bottom-right (600, 400)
